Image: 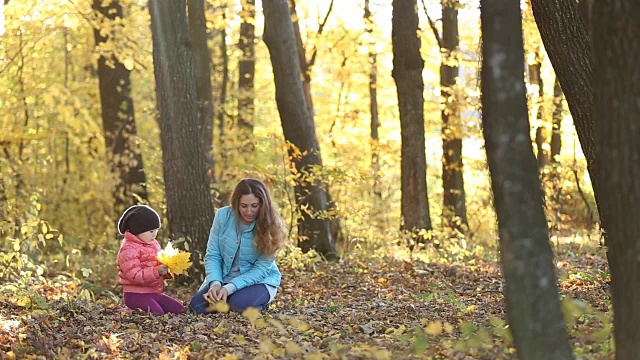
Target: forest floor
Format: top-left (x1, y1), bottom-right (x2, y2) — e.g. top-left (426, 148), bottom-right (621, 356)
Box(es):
top-left (0, 248), bottom-right (612, 359)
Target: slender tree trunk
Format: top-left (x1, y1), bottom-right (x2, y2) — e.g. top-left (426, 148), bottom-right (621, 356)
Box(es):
top-left (528, 57), bottom-right (548, 168)
top-left (441, 0), bottom-right (467, 232)
top-left (364, 0), bottom-right (381, 199)
top-left (216, 9), bottom-right (229, 183)
top-left (289, 0), bottom-right (334, 117)
top-left (550, 78), bottom-right (563, 162)
top-left (480, 0), bottom-right (573, 358)
top-left (0, 176), bottom-right (8, 238)
top-left (149, 0), bottom-right (214, 279)
top-left (593, 2), bottom-right (640, 357)
top-left (263, 0), bottom-right (337, 259)
top-left (187, 0), bottom-right (215, 182)
top-left (92, 0), bottom-right (148, 216)
top-left (392, 0), bottom-right (432, 242)
top-left (237, 0), bottom-right (256, 156)
top-left (290, 0), bottom-right (314, 115)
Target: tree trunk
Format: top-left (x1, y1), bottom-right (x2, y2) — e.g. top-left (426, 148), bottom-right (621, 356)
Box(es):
top-left (480, 1), bottom-right (573, 358)
top-left (0, 178), bottom-right (7, 238)
top-left (593, 2), bottom-right (640, 357)
top-left (529, 58), bottom-right (548, 168)
top-left (364, 0), bottom-right (381, 199)
top-left (287, 0), bottom-right (343, 246)
top-left (550, 78), bottom-right (563, 162)
top-left (392, 0), bottom-right (432, 241)
top-left (187, 0), bottom-right (215, 183)
top-left (441, 0), bottom-right (467, 232)
top-left (149, 0), bottom-right (214, 279)
top-left (214, 8), bottom-right (229, 184)
top-left (529, 0), bottom-right (608, 236)
top-left (92, 0), bottom-right (148, 216)
top-left (290, 0), bottom-right (314, 115)
top-left (364, 0), bottom-right (382, 205)
top-left (263, 0), bottom-right (337, 260)
top-left (578, 0), bottom-right (593, 38)
top-left (237, 0), bottom-right (256, 156)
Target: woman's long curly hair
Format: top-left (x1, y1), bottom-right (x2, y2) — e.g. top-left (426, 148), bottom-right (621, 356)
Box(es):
top-left (231, 178), bottom-right (289, 256)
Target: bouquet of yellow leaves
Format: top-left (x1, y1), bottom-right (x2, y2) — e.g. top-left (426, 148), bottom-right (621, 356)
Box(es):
top-left (157, 242), bottom-right (192, 275)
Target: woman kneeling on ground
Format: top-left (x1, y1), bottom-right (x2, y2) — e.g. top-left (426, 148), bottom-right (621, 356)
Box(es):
top-left (189, 178), bottom-right (288, 314)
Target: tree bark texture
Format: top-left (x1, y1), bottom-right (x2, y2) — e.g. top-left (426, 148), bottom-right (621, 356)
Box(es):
top-left (187, 0), bottom-right (215, 182)
top-left (263, 0), bottom-right (337, 259)
top-left (441, 0), bottom-right (467, 231)
top-left (92, 0), bottom-right (148, 216)
top-left (392, 0), bottom-right (432, 237)
top-left (149, 0), bottom-right (213, 278)
top-left (593, 1), bottom-right (640, 357)
top-left (480, 0), bottom-right (573, 358)
top-left (529, 0), bottom-right (607, 234)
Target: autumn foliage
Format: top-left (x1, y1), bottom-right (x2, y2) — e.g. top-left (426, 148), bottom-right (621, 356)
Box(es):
top-left (0, 0), bottom-right (613, 359)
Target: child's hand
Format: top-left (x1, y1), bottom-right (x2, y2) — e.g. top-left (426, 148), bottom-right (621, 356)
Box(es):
top-left (157, 264), bottom-right (169, 276)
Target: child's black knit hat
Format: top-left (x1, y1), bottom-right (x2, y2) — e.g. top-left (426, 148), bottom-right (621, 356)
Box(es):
top-left (117, 205), bottom-right (161, 236)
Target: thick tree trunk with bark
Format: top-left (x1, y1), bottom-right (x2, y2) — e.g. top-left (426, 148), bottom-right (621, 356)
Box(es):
top-left (578, 0), bottom-right (593, 38)
top-left (263, 0), bottom-right (337, 259)
top-left (441, 0), bottom-right (467, 232)
top-left (480, 0), bottom-right (573, 358)
top-left (149, 0), bottom-right (214, 278)
top-left (392, 0), bottom-right (432, 239)
top-left (593, 2), bottom-right (640, 357)
top-left (92, 0), bottom-right (148, 216)
top-left (187, 0), bottom-right (215, 182)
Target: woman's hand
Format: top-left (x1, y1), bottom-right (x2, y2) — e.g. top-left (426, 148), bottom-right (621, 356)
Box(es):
top-left (218, 287), bottom-right (229, 302)
top-left (204, 283), bottom-right (229, 302)
top-left (204, 283), bottom-right (222, 302)
top-left (157, 264), bottom-right (169, 276)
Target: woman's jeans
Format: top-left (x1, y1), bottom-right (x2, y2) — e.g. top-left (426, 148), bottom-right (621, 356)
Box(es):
top-left (189, 283), bottom-right (270, 314)
top-left (123, 292), bottom-right (185, 314)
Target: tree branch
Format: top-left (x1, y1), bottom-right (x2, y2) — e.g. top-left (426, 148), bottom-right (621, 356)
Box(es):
top-left (420, 0), bottom-right (443, 49)
top-left (308, 0), bottom-right (334, 69)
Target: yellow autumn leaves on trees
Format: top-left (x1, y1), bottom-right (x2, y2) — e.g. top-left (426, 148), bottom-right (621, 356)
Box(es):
top-left (157, 242), bottom-right (192, 275)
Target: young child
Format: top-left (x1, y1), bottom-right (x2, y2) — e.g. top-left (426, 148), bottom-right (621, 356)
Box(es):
top-left (116, 205), bottom-right (185, 314)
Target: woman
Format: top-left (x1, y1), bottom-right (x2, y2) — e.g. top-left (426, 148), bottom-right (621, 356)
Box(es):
top-left (189, 178), bottom-right (288, 314)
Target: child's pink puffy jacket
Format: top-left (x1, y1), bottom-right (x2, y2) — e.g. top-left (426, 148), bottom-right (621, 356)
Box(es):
top-left (117, 232), bottom-right (166, 293)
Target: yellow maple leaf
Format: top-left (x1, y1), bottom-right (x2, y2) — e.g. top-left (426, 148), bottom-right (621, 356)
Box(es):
top-left (157, 242), bottom-right (192, 275)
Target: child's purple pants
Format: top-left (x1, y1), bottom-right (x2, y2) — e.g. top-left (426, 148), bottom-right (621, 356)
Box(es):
top-left (123, 292), bottom-right (185, 314)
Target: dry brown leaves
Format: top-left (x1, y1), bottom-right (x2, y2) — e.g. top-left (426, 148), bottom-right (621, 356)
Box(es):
top-left (0, 255), bottom-right (611, 359)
